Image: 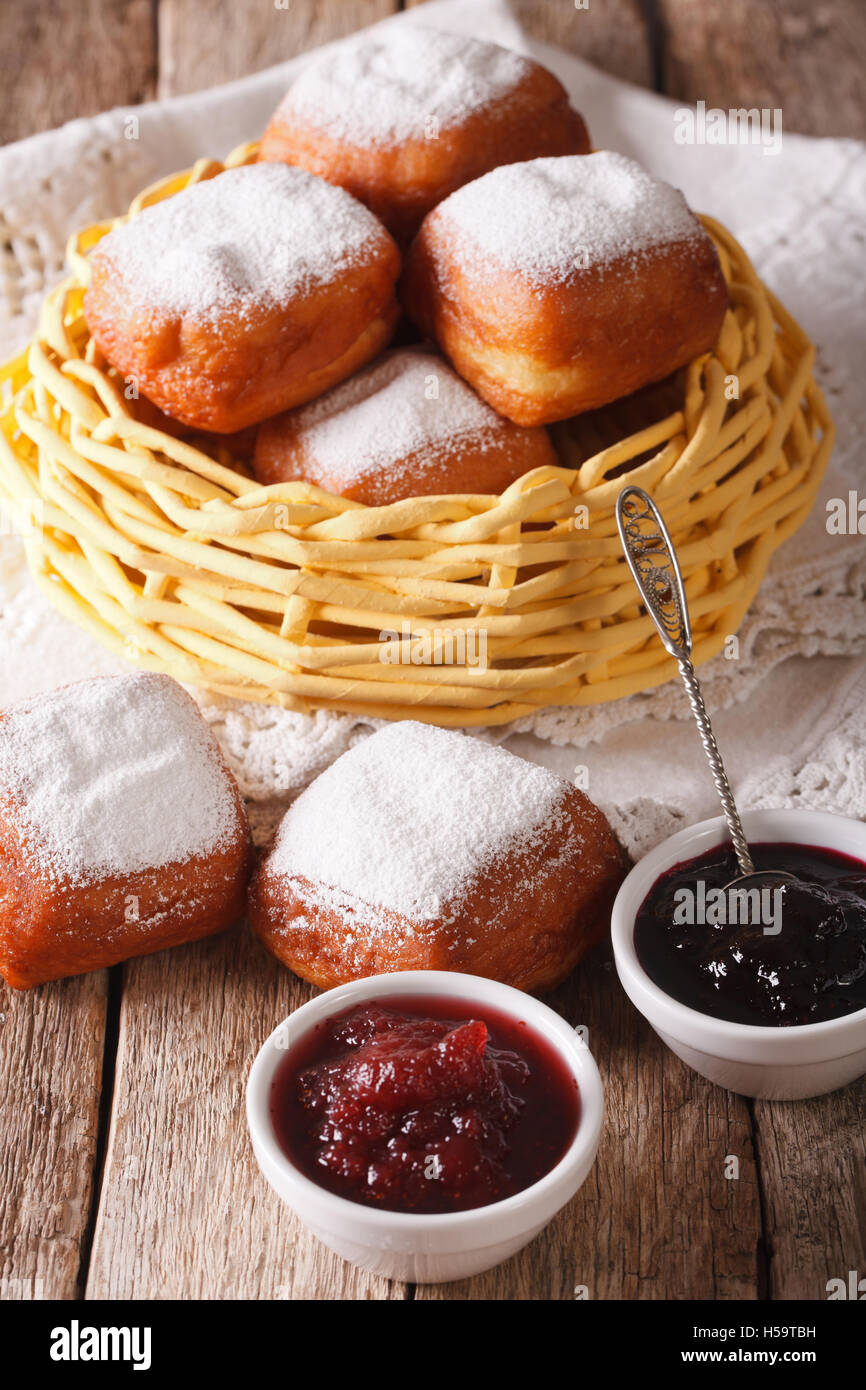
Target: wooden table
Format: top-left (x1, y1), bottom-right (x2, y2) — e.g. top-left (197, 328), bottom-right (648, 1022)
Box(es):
top-left (2, 0), bottom-right (865, 1303)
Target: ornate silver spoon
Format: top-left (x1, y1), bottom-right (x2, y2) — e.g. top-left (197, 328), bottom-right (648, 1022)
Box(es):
top-left (615, 484), bottom-right (794, 895)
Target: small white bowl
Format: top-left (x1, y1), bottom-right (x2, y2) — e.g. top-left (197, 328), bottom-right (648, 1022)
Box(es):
top-left (612, 808), bottom-right (866, 1099)
top-left (246, 970), bottom-right (603, 1284)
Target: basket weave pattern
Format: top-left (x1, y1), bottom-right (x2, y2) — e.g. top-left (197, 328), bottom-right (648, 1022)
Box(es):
top-left (0, 145), bottom-right (834, 726)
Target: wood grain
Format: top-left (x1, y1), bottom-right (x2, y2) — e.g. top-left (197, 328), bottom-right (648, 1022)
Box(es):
top-left (407, 0), bottom-right (654, 87)
top-left (157, 0), bottom-right (399, 98)
top-left (512, 0), bottom-right (654, 88)
top-left (416, 944), bottom-right (763, 1300)
top-left (0, 973), bottom-right (107, 1299)
top-left (657, 0), bottom-right (866, 139)
top-left (753, 1080), bottom-right (866, 1300)
top-left (0, 0), bottom-right (156, 147)
top-left (84, 922), bottom-right (404, 1300)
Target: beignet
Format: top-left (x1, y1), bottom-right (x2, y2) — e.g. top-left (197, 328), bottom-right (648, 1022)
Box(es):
top-left (401, 152), bottom-right (728, 425)
top-left (84, 163), bottom-right (401, 433)
top-left (248, 721), bottom-right (624, 992)
top-left (259, 26), bottom-right (590, 243)
top-left (253, 346), bottom-right (558, 506)
top-left (0, 673), bottom-right (251, 989)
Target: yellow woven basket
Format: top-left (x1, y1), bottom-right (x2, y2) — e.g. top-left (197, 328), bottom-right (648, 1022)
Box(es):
top-left (0, 143), bottom-right (834, 726)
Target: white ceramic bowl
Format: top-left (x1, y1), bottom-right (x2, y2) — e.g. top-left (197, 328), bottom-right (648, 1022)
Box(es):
top-left (612, 808), bottom-right (866, 1100)
top-left (246, 970), bottom-right (603, 1284)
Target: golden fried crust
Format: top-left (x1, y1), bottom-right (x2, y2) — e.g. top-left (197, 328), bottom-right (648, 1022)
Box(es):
top-left (252, 403), bottom-right (559, 506)
top-left (248, 785), bottom-right (626, 993)
top-left (0, 772), bottom-right (252, 991)
top-left (401, 226), bottom-right (729, 426)
top-left (84, 240), bottom-right (402, 434)
top-left (259, 65), bottom-right (590, 244)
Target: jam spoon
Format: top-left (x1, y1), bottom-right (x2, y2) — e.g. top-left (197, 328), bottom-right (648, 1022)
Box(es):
top-left (615, 484), bottom-right (794, 894)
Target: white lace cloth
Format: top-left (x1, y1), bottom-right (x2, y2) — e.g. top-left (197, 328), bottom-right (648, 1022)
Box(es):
top-left (1, 0), bottom-right (864, 856)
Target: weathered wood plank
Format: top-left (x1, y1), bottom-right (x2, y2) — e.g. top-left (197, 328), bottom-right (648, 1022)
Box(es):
top-left (157, 0), bottom-right (399, 98)
top-left (0, 0), bottom-right (156, 147)
top-left (85, 923), bottom-right (404, 1299)
top-left (753, 1080), bottom-right (866, 1300)
top-left (407, 0), bottom-right (654, 88)
top-left (513, 0), bottom-right (653, 88)
top-left (0, 973), bottom-right (107, 1299)
top-left (416, 943), bottom-right (762, 1300)
top-left (657, 0), bottom-right (866, 139)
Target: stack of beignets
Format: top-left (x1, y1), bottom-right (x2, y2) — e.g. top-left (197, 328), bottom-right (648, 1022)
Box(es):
top-left (82, 24), bottom-right (726, 501)
top-left (32, 25), bottom-right (735, 997)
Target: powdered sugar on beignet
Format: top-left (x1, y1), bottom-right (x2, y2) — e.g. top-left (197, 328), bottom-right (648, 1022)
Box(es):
top-left (401, 152), bottom-right (727, 425)
top-left (249, 722), bottom-right (625, 991)
top-left (84, 163), bottom-right (401, 433)
top-left (252, 347), bottom-right (557, 504)
top-left (89, 162), bottom-right (390, 327)
top-left (259, 28), bottom-right (589, 243)
top-left (275, 27), bottom-right (532, 148)
top-left (266, 721), bottom-right (573, 922)
top-left (0, 671), bottom-right (240, 884)
top-left (432, 151), bottom-right (708, 288)
top-left (0, 672), bottom-right (252, 988)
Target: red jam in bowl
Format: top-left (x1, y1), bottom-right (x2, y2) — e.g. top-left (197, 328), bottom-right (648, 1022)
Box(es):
top-left (635, 842), bottom-right (866, 1027)
top-left (269, 996), bottom-right (580, 1214)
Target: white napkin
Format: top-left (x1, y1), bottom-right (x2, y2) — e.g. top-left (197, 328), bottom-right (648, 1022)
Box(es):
top-left (1, 0), bottom-right (864, 855)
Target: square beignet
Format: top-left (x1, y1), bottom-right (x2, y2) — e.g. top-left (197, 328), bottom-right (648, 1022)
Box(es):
top-left (253, 346), bottom-right (558, 506)
top-left (248, 721), bottom-right (624, 992)
top-left (0, 673), bottom-right (251, 989)
top-left (83, 162), bottom-right (401, 433)
top-left (259, 26), bottom-right (590, 244)
top-left (401, 152), bottom-right (728, 426)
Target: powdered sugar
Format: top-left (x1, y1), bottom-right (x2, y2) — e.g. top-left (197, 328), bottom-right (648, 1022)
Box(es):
top-left (435, 151), bottom-right (705, 286)
top-left (275, 829), bottom-right (586, 958)
top-left (276, 26), bottom-right (531, 147)
top-left (89, 162), bottom-right (389, 325)
top-left (0, 672), bottom-right (240, 882)
top-left (283, 347), bottom-right (509, 490)
top-left (265, 720), bottom-right (574, 923)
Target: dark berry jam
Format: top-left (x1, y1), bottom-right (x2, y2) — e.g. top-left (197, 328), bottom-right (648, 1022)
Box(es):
top-left (635, 842), bottom-right (866, 1027)
top-left (269, 996), bottom-right (580, 1214)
